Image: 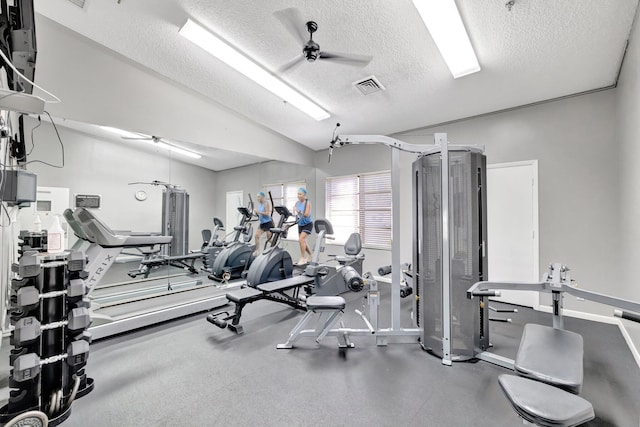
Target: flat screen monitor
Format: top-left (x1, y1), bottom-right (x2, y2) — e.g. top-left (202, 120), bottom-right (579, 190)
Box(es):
top-left (0, 0), bottom-right (37, 93)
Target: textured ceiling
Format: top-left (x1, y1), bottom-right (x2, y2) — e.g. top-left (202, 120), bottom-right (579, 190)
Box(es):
top-left (35, 0), bottom-right (638, 153)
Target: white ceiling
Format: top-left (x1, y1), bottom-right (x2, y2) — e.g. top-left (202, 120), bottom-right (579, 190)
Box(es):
top-left (34, 0), bottom-right (638, 158)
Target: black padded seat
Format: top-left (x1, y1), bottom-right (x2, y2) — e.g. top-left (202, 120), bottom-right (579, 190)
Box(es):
top-left (515, 324), bottom-right (584, 394)
top-left (306, 296), bottom-right (345, 311)
top-left (257, 275), bottom-right (314, 293)
top-left (226, 288), bottom-right (263, 304)
top-left (498, 375), bottom-right (594, 427)
top-left (335, 232), bottom-right (364, 263)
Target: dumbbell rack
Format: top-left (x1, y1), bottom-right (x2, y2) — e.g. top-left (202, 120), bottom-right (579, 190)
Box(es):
top-left (1, 243), bottom-right (95, 426)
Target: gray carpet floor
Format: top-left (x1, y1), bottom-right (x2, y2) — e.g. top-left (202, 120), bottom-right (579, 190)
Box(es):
top-left (1, 283), bottom-right (639, 426)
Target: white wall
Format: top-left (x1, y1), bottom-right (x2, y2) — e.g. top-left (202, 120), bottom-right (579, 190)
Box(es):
top-left (313, 90), bottom-right (620, 314)
top-left (23, 117), bottom-right (217, 251)
top-left (616, 6), bottom-right (640, 348)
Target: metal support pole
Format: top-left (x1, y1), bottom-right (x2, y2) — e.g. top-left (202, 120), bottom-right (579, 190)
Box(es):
top-left (391, 148), bottom-right (401, 331)
top-left (437, 133), bottom-right (452, 366)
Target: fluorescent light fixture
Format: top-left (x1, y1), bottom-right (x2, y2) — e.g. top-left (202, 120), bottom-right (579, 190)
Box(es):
top-left (144, 139), bottom-right (202, 159)
top-left (179, 18), bottom-right (330, 121)
top-left (100, 126), bottom-right (142, 138)
top-left (412, 0), bottom-right (481, 79)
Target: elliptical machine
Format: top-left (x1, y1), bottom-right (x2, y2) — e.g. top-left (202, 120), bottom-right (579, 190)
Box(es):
top-left (245, 203), bottom-right (297, 287)
top-left (208, 196), bottom-right (255, 282)
top-left (201, 217), bottom-right (226, 272)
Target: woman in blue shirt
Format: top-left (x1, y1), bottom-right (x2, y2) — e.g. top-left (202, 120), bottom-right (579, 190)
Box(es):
top-left (253, 191), bottom-right (273, 256)
top-left (293, 187), bottom-right (313, 265)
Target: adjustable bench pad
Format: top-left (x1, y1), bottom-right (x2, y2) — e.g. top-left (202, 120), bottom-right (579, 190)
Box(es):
top-left (498, 375), bottom-right (594, 427)
top-left (257, 275), bottom-right (314, 293)
top-left (226, 288), bottom-right (263, 304)
top-left (515, 324), bottom-right (584, 394)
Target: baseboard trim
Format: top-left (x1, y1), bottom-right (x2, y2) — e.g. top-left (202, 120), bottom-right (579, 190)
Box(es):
top-left (538, 305), bottom-right (640, 369)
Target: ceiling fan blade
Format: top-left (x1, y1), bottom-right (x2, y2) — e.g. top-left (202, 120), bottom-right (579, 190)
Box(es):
top-left (273, 7), bottom-right (308, 45)
top-left (278, 55), bottom-right (305, 73)
top-left (318, 51), bottom-right (372, 66)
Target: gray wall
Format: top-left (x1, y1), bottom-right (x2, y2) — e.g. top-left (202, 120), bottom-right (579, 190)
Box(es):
top-left (24, 118), bottom-right (217, 251)
top-left (313, 89), bottom-right (620, 315)
top-left (617, 6), bottom-right (640, 348)
top-left (216, 90), bottom-right (621, 294)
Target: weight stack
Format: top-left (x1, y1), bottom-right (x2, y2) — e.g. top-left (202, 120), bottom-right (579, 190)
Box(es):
top-left (413, 150), bottom-right (490, 362)
top-left (1, 250), bottom-right (95, 427)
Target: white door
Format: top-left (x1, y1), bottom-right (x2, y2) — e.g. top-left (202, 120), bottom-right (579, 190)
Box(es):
top-left (487, 161), bottom-right (539, 309)
top-left (226, 191), bottom-right (244, 239)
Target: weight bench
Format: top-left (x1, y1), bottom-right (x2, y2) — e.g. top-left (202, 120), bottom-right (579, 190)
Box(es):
top-left (499, 324), bottom-right (594, 426)
top-left (129, 252), bottom-right (204, 279)
top-left (277, 295), bottom-right (353, 349)
top-left (207, 274), bottom-right (314, 334)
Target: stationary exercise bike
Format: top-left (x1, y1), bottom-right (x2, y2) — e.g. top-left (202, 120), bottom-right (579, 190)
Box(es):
top-left (245, 204), bottom-right (298, 286)
top-left (208, 197), bottom-right (256, 282)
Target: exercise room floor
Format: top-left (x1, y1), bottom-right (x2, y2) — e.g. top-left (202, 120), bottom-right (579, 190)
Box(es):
top-left (1, 285), bottom-right (639, 426)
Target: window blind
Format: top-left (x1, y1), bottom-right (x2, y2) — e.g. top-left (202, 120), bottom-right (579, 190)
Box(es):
top-left (326, 171), bottom-right (391, 248)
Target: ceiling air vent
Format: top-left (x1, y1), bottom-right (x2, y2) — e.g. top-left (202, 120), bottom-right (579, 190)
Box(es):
top-left (352, 75), bottom-right (385, 96)
top-left (67, 0), bottom-right (86, 8)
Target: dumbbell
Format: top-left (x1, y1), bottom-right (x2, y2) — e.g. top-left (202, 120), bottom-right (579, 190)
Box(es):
top-left (12, 309), bottom-right (91, 347)
top-left (16, 279), bottom-right (88, 309)
top-left (15, 252), bottom-right (41, 278)
top-left (12, 341), bottom-right (90, 382)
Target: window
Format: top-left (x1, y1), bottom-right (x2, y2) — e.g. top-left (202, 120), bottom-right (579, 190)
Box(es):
top-left (326, 171), bottom-right (392, 248)
top-left (262, 180), bottom-right (306, 229)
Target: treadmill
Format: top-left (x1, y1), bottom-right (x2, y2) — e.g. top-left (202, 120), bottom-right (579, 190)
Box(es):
top-left (66, 208), bottom-right (236, 340)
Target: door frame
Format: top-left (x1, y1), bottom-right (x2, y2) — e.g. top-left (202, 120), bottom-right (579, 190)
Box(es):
top-left (487, 160), bottom-right (540, 310)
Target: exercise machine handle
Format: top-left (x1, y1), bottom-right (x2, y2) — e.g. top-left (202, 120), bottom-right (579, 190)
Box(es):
top-left (378, 265), bottom-right (392, 276)
top-left (471, 290), bottom-right (501, 297)
top-left (614, 309), bottom-right (640, 324)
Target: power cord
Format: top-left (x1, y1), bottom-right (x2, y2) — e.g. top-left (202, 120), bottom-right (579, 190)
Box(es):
top-left (22, 111), bottom-right (64, 168)
top-left (26, 115), bottom-right (41, 157)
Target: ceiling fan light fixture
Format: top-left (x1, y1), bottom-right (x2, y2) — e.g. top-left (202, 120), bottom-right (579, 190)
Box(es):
top-left (412, 0), bottom-right (481, 79)
top-left (144, 139), bottom-right (202, 159)
top-left (179, 18), bottom-right (330, 121)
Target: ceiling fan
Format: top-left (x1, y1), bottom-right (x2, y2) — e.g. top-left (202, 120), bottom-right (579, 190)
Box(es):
top-left (274, 7), bottom-right (373, 72)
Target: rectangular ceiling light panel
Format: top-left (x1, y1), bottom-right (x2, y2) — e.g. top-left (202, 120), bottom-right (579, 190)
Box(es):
top-left (179, 19), bottom-right (330, 121)
top-left (412, 0), bottom-right (480, 79)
